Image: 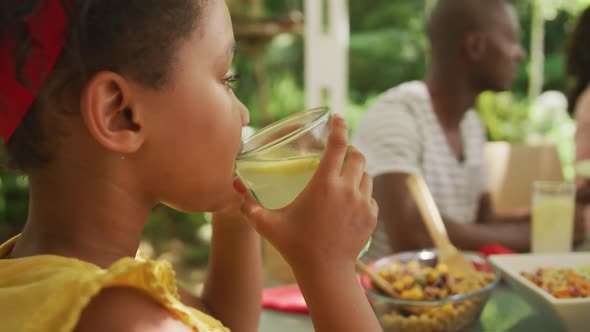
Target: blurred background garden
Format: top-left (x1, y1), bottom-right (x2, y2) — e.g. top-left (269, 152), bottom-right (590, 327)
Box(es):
top-left (1, 0), bottom-right (589, 286)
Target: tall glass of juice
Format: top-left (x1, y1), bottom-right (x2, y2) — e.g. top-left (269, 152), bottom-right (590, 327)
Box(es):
top-left (531, 181), bottom-right (576, 253)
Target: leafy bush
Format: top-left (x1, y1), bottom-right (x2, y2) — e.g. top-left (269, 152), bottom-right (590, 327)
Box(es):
top-left (476, 91), bottom-right (531, 143)
top-left (349, 28), bottom-right (427, 100)
top-left (0, 174), bottom-right (30, 242)
top-left (476, 90), bottom-right (575, 179)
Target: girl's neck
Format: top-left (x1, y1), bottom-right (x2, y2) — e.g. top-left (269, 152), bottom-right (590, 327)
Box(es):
top-left (10, 162), bottom-right (153, 269)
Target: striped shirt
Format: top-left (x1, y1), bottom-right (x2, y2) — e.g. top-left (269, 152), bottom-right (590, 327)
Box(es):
top-left (352, 81), bottom-right (489, 262)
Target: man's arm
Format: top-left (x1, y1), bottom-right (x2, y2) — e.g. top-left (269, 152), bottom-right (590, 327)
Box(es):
top-left (373, 173), bottom-right (432, 252)
top-left (475, 193), bottom-right (530, 224)
top-left (374, 173), bottom-right (531, 252)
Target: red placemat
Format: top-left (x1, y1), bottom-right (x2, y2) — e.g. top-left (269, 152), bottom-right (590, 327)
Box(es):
top-left (262, 285), bottom-right (308, 314)
top-left (478, 243), bottom-right (515, 257)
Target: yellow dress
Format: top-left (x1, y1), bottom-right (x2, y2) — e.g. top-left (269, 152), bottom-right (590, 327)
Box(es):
top-left (0, 235), bottom-right (229, 332)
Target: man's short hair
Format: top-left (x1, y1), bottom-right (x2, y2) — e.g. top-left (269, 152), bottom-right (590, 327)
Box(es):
top-left (427, 0), bottom-right (510, 57)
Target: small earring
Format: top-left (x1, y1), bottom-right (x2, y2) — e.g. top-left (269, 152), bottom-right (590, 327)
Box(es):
top-left (121, 156), bottom-right (126, 160)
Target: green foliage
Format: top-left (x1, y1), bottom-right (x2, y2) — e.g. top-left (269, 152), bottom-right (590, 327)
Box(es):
top-left (350, 0), bottom-right (427, 32)
top-left (476, 90), bottom-right (576, 179)
top-left (233, 35), bottom-right (305, 126)
top-left (350, 29), bottom-right (427, 99)
top-left (263, 0), bottom-right (302, 14)
top-left (144, 206), bottom-right (211, 266)
top-left (476, 92), bottom-right (531, 143)
top-left (0, 174), bottom-right (29, 242)
top-left (538, 0), bottom-right (590, 19)
top-left (144, 206), bottom-right (208, 243)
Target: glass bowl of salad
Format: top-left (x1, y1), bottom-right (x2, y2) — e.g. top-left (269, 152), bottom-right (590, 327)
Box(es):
top-left (359, 250), bottom-right (499, 332)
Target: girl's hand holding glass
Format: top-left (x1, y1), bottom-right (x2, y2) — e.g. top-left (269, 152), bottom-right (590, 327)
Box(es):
top-left (235, 115), bottom-right (378, 273)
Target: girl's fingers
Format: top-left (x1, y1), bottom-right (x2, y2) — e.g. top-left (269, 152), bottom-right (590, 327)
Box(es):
top-left (369, 197), bottom-right (379, 219)
top-left (233, 177), bottom-right (278, 238)
top-left (315, 115), bottom-right (348, 180)
top-left (359, 172), bottom-right (373, 197)
top-left (341, 146), bottom-right (366, 187)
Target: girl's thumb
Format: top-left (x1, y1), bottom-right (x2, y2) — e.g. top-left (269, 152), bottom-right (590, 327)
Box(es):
top-left (233, 178), bottom-right (275, 236)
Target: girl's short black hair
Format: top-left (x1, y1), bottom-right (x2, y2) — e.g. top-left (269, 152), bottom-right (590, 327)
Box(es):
top-left (1, 0), bottom-right (206, 171)
top-left (566, 6), bottom-right (590, 115)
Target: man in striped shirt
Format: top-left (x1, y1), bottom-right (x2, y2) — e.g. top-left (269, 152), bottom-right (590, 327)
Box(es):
top-left (353, 0), bottom-right (534, 262)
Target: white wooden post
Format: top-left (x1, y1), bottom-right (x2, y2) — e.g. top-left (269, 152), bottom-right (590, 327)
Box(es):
top-left (304, 0), bottom-right (349, 116)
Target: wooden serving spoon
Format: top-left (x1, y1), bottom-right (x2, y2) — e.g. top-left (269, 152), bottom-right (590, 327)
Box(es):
top-left (355, 260), bottom-right (396, 297)
top-left (406, 175), bottom-right (477, 277)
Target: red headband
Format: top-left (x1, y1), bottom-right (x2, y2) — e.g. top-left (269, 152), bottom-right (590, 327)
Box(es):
top-left (0, 0), bottom-right (69, 143)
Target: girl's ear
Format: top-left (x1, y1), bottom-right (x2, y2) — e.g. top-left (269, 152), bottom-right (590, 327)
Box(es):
top-left (80, 71), bottom-right (145, 153)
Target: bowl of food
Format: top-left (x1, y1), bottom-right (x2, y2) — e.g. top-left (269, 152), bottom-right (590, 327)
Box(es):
top-left (359, 250), bottom-right (499, 332)
top-left (490, 253), bottom-right (590, 332)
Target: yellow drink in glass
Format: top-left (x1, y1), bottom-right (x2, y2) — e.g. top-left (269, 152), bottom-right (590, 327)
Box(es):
top-left (236, 154), bottom-right (321, 210)
top-left (531, 181), bottom-right (575, 253)
top-left (237, 108), bottom-right (330, 210)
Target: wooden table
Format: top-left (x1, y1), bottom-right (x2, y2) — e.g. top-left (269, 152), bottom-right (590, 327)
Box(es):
top-left (259, 284), bottom-right (565, 331)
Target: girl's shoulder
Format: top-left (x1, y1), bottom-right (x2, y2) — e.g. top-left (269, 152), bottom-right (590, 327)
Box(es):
top-left (74, 286), bottom-right (197, 332)
top-left (0, 241), bottom-right (228, 332)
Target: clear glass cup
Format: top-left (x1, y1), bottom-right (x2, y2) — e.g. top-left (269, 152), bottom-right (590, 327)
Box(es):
top-left (531, 181), bottom-right (576, 253)
top-left (236, 107), bottom-right (331, 210)
top-left (236, 108), bottom-right (329, 285)
top-left (236, 108), bottom-right (371, 285)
